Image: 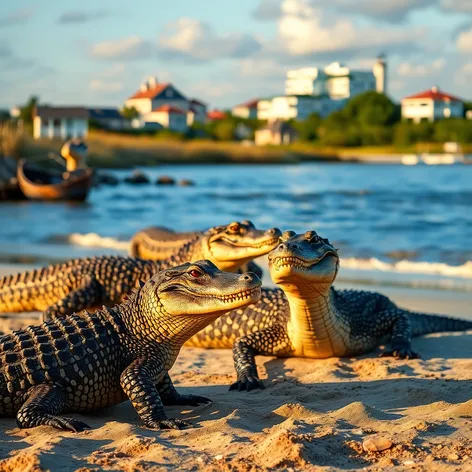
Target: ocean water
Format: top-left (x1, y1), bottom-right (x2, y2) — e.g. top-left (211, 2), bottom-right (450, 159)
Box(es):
top-left (1, 162), bottom-right (472, 291)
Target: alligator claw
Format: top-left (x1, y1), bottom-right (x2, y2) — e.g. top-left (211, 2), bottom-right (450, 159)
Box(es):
top-left (229, 376), bottom-right (264, 392)
top-left (145, 418), bottom-right (193, 430)
top-left (380, 349), bottom-right (420, 360)
top-left (164, 394), bottom-right (212, 406)
top-left (49, 417), bottom-right (91, 432)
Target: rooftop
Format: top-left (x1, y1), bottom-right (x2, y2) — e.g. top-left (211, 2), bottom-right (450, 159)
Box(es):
top-left (128, 83), bottom-right (170, 100)
top-left (234, 98), bottom-right (259, 109)
top-left (403, 86), bottom-right (462, 102)
top-left (34, 106), bottom-right (89, 119)
top-left (207, 109), bottom-right (227, 120)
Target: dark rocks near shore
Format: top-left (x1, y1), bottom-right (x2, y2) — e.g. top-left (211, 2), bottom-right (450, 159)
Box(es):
top-left (94, 172), bottom-right (120, 186)
top-left (178, 179), bottom-right (195, 187)
top-left (156, 175), bottom-right (175, 185)
top-left (124, 170), bottom-right (151, 185)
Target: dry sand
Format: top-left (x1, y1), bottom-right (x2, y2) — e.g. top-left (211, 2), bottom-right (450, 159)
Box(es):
top-left (0, 264), bottom-right (471, 471)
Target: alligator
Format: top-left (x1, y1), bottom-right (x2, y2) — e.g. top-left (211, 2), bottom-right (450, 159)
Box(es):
top-left (129, 221), bottom-right (276, 278)
top-left (0, 223), bottom-right (279, 321)
top-left (187, 230), bottom-right (472, 391)
top-left (0, 260), bottom-right (261, 431)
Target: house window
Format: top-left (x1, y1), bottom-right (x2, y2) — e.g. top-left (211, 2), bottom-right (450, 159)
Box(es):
top-left (53, 118), bottom-right (61, 127)
top-left (165, 89), bottom-right (173, 97)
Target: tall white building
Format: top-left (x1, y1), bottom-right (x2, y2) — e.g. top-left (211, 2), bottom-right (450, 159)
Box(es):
top-left (285, 61), bottom-right (382, 101)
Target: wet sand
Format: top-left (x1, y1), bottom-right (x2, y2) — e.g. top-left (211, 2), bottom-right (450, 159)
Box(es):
top-left (0, 263), bottom-right (471, 471)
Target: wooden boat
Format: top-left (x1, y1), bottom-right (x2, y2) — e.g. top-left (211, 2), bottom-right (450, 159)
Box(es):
top-left (17, 159), bottom-right (93, 201)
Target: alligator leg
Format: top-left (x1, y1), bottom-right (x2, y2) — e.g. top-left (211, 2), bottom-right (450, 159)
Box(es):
top-left (157, 373), bottom-right (212, 406)
top-left (378, 309), bottom-right (420, 359)
top-left (120, 358), bottom-right (192, 430)
top-left (16, 384), bottom-right (90, 432)
top-left (230, 325), bottom-right (291, 392)
top-left (42, 277), bottom-right (103, 321)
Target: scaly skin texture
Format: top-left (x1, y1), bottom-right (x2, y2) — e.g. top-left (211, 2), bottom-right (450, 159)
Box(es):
top-left (0, 222), bottom-right (278, 320)
top-left (129, 221), bottom-right (282, 278)
top-left (0, 260), bottom-right (261, 431)
top-left (187, 231), bottom-right (472, 391)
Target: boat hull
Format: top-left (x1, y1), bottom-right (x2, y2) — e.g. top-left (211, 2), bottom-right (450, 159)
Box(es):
top-left (17, 160), bottom-right (92, 201)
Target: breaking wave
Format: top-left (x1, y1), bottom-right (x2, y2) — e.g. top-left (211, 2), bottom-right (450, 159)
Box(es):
top-left (63, 233), bottom-right (472, 280)
top-left (67, 233), bottom-right (130, 251)
top-left (341, 257), bottom-right (472, 279)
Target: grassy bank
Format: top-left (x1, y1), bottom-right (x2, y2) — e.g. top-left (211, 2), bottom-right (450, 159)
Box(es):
top-left (9, 131), bottom-right (472, 168)
top-left (14, 132), bottom-right (339, 168)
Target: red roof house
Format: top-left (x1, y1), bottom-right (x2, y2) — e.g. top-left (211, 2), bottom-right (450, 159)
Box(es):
top-left (401, 86), bottom-right (464, 123)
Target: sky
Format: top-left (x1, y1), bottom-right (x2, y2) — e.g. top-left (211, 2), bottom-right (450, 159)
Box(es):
top-left (1, 0), bottom-right (471, 110)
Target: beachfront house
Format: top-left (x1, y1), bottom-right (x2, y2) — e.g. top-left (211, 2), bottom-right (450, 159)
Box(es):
top-left (125, 77), bottom-right (207, 132)
top-left (33, 106), bottom-right (88, 140)
top-left (401, 86), bottom-right (464, 123)
top-left (232, 99), bottom-right (259, 119)
top-left (255, 119), bottom-right (296, 146)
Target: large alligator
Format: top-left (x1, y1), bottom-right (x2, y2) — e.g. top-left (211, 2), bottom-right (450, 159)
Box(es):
top-left (0, 261), bottom-right (261, 431)
top-left (129, 221), bottom-right (273, 278)
top-left (187, 230), bottom-right (472, 391)
top-left (0, 222), bottom-right (278, 320)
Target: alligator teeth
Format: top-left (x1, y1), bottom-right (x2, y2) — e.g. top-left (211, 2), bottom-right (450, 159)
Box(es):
top-left (218, 287), bottom-right (260, 303)
top-left (273, 257), bottom-right (313, 270)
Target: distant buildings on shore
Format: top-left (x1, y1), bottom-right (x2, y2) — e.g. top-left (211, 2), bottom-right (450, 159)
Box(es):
top-left (232, 56), bottom-right (388, 122)
top-left (9, 53), bottom-right (470, 141)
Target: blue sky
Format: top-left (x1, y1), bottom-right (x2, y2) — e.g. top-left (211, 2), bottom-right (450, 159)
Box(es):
top-left (1, 0), bottom-right (471, 110)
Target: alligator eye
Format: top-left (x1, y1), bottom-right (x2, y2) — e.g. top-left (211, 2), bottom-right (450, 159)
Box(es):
top-left (189, 269), bottom-right (203, 278)
top-left (228, 223), bottom-right (240, 233)
top-left (281, 230), bottom-right (296, 241)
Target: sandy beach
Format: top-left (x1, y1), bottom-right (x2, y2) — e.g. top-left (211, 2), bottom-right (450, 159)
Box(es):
top-left (0, 263), bottom-right (471, 471)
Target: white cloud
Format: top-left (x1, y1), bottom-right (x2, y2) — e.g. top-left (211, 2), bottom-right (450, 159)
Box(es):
top-left (397, 58), bottom-right (445, 77)
top-left (457, 28), bottom-right (472, 53)
top-left (238, 58), bottom-right (286, 78)
top-left (274, 0), bottom-right (425, 57)
top-left (441, 0), bottom-right (472, 12)
top-left (89, 79), bottom-right (123, 93)
top-left (157, 18), bottom-right (260, 61)
top-left (90, 36), bottom-right (153, 60)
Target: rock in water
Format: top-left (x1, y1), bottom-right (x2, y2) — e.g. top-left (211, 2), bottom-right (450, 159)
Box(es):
top-left (156, 175), bottom-right (175, 185)
top-left (124, 170), bottom-right (150, 184)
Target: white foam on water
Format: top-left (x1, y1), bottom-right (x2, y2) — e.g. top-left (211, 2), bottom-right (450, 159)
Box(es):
top-left (68, 233), bottom-right (130, 251)
top-left (66, 233), bottom-right (472, 281)
top-left (341, 257), bottom-right (472, 279)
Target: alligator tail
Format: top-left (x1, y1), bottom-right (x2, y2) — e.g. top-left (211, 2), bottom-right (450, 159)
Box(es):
top-left (410, 311), bottom-right (472, 337)
top-left (0, 266), bottom-right (50, 313)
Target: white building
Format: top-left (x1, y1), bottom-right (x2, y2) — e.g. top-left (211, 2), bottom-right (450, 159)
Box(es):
top-left (285, 57), bottom-right (387, 100)
top-left (232, 99), bottom-right (259, 119)
top-left (145, 105), bottom-right (188, 133)
top-left (257, 95), bottom-right (343, 121)
top-left (285, 60), bottom-right (382, 101)
top-left (33, 106), bottom-right (88, 140)
top-left (401, 86), bottom-right (464, 123)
